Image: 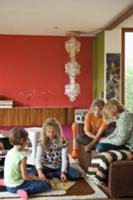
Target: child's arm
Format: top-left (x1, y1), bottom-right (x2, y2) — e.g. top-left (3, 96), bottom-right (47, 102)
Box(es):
top-left (35, 144), bottom-right (50, 181)
top-left (20, 158), bottom-right (48, 181)
top-left (84, 113), bottom-right (95, 139)
top-left (0, 142), bottom-right (4, 150)
top-left (84, 126), bottom-right (107, 152)
top-left (36, 167), bottom-right (49, 182)
top-left (36, 168), bottom-right (46, 178)
top-left (61, 144), bottom-right (68, 182)
top-left (84, 129), bottom-right (95, 139)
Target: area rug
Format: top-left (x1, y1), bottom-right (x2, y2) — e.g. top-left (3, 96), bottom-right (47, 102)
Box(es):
top-left (0, 157), bottom-right (107, 200)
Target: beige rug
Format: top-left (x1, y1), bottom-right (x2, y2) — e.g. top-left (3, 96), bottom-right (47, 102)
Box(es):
top-left (0, 157), bottom-right (107, 199)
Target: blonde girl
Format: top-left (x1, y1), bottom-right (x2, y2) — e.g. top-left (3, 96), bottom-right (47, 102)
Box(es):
top-left (96, 99), bottom-right (133, 152)
top-left (35, 118), bottom-right (80, 182)
top-left (4, 128), bottom-right (51, 200)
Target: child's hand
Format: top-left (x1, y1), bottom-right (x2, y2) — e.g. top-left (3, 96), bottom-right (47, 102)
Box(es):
top-left (60, 172), bottom-right (67, 182)
top-left (39, 174), bottom-right (50, 183)
top-left (99, 137), bottom-right (104, 141)
top-left (84, 144), bottom-right (93, 152)
top-left (0, 142), bottom-right (4, 150)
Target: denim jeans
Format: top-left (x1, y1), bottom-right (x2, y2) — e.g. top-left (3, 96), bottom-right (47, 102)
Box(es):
top-left (6, 167), bottom-right (52, 195)
top-left (96, 142), bottom-right (129, 152)
top-left (7, 180), bottom-right (52, 195)
top-left (42, 166), bottom-right (80, 180)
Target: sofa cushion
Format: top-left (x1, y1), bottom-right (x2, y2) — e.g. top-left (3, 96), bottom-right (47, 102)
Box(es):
top-left (109, 160), bottom-right (133, 197)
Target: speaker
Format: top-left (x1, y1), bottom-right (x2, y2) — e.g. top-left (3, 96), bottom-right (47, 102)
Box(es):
top-left (75, 109), bottom-right (88, 124)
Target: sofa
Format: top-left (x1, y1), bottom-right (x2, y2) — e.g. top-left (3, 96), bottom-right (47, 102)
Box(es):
top-left (76, 123), bottom-right (133, 198)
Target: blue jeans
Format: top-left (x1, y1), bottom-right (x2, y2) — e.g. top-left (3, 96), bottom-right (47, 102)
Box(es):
top-left (96, 142), bottom-right (129, 152)
top-left (6, 167), bottom-right (52, 195)
top-left (42, 166), bottom-right (80, 180)
top-left (7, 180), bottom-right (51, 195)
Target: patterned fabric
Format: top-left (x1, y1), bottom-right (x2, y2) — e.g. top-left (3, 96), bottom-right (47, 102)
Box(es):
top-left (87, 150), bottom-right (133, 185)
top-left (41, 142), bottom-right (63, 168)
top-left (100, 111), bottom-right (133, 150)
top-left (36, 139), bottom-right (69, 170)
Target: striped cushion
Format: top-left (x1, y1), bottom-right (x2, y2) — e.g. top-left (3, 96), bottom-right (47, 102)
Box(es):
top-left (87, 150), bottom-right (133, 185)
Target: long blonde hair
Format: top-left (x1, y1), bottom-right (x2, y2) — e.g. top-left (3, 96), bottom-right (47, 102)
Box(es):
top-left (40, 118), bottom-right (63, 151)
top-left (103, 99), bottom-right (124, 123)
top-left (89, 98), bottom-right (105, 115)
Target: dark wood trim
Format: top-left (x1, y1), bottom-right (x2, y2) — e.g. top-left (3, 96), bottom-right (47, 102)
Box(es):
top-left (106, 5), bottom-right (133, 31)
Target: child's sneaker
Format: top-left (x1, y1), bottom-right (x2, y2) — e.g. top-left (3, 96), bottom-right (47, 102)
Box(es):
top-left (0, 179), bottom-right (5, 186)
top-left (17, 189), bottom-right (28, 200)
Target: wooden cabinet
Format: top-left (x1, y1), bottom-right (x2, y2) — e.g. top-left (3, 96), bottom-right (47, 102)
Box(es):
top-left (0, 107), bottom-right (74, 126)
top-left (30, 107), bottom-right (68, 125)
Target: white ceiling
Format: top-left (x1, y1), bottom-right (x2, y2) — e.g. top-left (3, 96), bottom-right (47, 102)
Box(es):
top-left (0, 0), bottom-right (132, 36)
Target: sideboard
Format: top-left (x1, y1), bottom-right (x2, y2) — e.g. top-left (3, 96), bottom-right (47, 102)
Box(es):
top-left (0, 107), bottom-right (75, 126)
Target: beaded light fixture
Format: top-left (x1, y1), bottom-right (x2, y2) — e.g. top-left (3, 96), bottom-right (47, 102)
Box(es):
top-left (64, 36), bottom-right (81, 102)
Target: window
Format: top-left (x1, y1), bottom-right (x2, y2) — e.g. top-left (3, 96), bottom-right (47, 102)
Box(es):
top-left (122, 28), bottom-right (133, 111)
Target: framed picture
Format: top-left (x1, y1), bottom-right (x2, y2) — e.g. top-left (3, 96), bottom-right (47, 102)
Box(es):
top-left (106, 53), bottom-right (120, 101)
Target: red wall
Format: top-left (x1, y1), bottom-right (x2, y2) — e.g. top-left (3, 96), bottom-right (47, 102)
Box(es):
top-left (0, 35), bottom-right (93, 108)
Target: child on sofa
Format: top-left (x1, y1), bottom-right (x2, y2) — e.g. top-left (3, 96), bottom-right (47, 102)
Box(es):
top-left (76, 98), bottom-right (109, 152)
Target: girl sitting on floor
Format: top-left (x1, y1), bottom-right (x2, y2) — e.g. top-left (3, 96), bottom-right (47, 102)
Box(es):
top-left (35, 118), bottom-right (81, 182)
top-left (4, 128), bottom-right (52, 200)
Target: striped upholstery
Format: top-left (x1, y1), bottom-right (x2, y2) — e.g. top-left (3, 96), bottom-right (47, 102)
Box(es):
top-left (87, 150), bottom-right (133, 185)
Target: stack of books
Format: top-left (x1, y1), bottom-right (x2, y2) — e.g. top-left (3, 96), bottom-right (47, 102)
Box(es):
top-left (0, 100), bottom-right (13, 108)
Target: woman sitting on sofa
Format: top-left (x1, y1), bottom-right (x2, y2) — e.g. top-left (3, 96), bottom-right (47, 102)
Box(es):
top-left (96, 98), bottom-right (133, 152)
top-left (87, 99), bottom-right (133, 186)
top-left (76, 98), bottom-right (109, 152)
